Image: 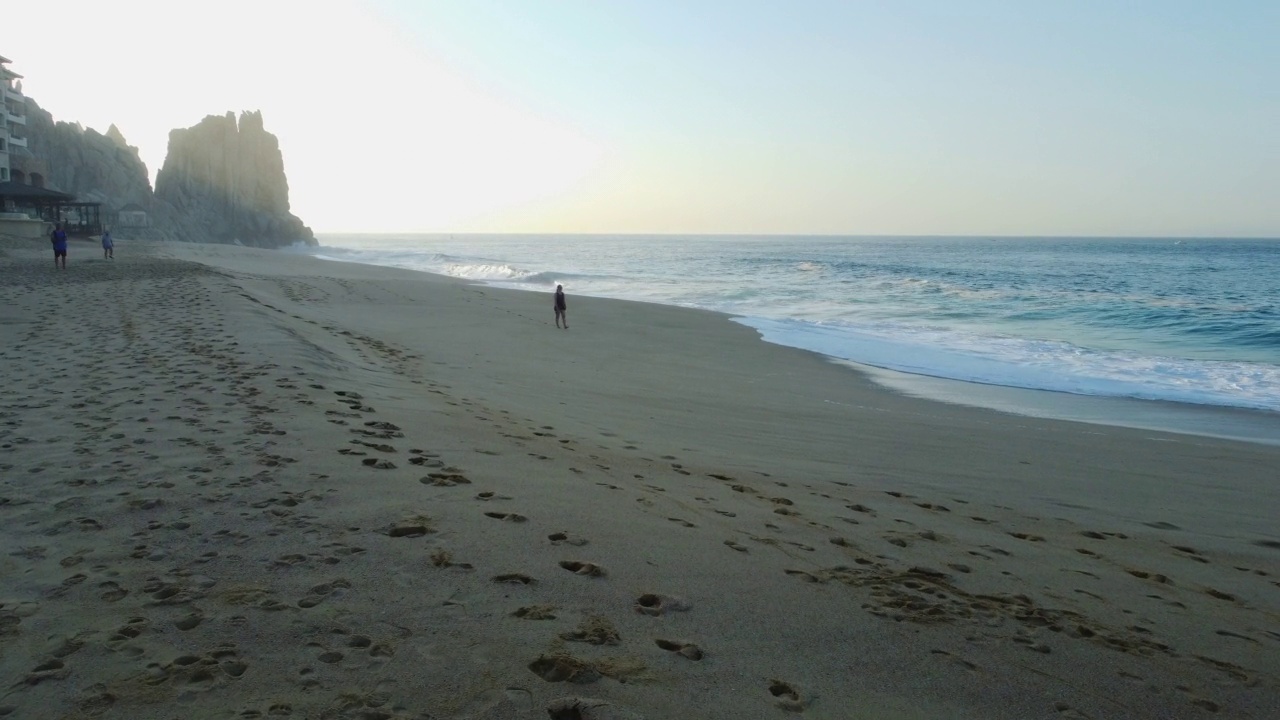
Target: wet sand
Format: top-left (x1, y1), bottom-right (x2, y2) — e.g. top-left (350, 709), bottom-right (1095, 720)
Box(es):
top-left (1, 239), bottom-right (1277, 719)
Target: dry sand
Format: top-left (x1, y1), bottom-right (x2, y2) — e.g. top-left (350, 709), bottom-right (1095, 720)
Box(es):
top-left (1, 239), bottom-right (1277, 719)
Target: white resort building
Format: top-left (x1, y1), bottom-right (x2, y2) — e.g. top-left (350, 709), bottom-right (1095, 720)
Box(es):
top-left (0, 53), bottom-right (56, 238)
top-left (0, 53), bottom-right (100, 238)
top-left (1, 53), bottom-right (26, 184)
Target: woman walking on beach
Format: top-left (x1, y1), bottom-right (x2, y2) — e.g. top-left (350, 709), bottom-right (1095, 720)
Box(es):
top-left (554, 284), bottom-right (568, 329)
top-left (102, 229), bottom-right (114, 259)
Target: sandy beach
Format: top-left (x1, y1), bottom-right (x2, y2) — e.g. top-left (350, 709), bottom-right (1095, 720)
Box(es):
top-left (1, 238), bottom-right (1277, 719)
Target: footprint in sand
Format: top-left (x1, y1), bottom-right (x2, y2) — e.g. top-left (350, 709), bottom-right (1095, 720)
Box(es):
top-left (298, 579), bottom-right (351, 608)
top-left (1215, 629), bottom-right (1258, 644)
top-left (1203, 587), bottom-right (1238, 602)
top-left (24, 658), bottom-right (70, 685)
top-left (545, 696), bottom-right (648, 718)
top-left (634, 593), bottom-right (690, 616)
top-left (493, 573), bottom-right (536, 585)
top-left (419, 472), bottom-right (471, 486)
top-left (930, 649), bottom-right (980, 671)
top-left (513, 605), bottom-right (557, 620)
top-left (47, 634), bottom-right (89, 659)
top-left (655, 639), bottom-right (704, 660)
top-left (1172, 545), bottom-right (1210, 564)
top-left (1125, 569), bottom-right (1174, 584)
top-left (548, 532), bottom-right (589, 546)
top-left (361, 458), bottom-right (396, 470)
top-left (98, 581), bottom-right (128, 602)
top-left (385, 523), bottom-right (433, 538)
top-left (174, 612), bottom-right (205, 631)
top-left (560, 616), bottom-right (621, 645)
top-left (769, 680), bottom-right (808, 712)
top-left (429, 549), bottom-right (473, 570)
top-left (724, 540), bottom-right (748, 553)
top-left (784, 569), bottom-right (823, 583)
top-left (485, 511), bottom-right (528, 523)
top-left (560, 561), bottom-right (606, 577)
top-left (75, 686), bottom-right (116, 716)
top-left (529, 654), bottom-right (600, 683)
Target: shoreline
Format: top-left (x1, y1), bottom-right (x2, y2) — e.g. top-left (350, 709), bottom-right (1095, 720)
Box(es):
top-left (1, 241), bottom-right (1276, 719)
top-left (306, 245), bottom-right (1280, 447)
top-left (850, 360), bottom-right (1280, 447)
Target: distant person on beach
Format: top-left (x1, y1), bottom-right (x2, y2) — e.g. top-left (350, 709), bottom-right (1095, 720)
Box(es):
top-left (101, 229), bottom-right (114, 259)
top-left (554, 284), bottom-right (568, 329)
top-left (50, 223), bottom-right (68, 270)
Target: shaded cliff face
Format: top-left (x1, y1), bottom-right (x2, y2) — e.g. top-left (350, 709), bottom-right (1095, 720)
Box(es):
top-left (155, 111), bottom-right (315, 247)
top-left (17, 99), bottom-right (155, 211)
top-left (14, 97), bottom-right (314, 247)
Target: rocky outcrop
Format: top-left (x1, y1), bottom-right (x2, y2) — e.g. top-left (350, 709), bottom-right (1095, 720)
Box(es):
top-left (17, 99), bottom-right (156, 215)
top-left (11, 94), bottom-right (313, 247)
top-left (155, 111), bottom-right (315, 248)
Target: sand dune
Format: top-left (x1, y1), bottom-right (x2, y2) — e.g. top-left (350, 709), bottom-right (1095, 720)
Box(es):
top-left (0, 239), bottom-right (1276, 719)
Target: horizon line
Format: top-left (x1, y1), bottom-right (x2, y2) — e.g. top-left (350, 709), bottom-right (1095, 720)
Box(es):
top-left (311, 231), bottom-right (1280, 241)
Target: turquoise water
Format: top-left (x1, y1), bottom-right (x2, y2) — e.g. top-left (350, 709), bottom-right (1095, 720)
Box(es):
top-left (303, 234), bottom-right (1280, 419)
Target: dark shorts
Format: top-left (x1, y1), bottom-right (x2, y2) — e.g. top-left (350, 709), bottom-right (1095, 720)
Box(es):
top-left (54, 249), bottom-right (67, 258)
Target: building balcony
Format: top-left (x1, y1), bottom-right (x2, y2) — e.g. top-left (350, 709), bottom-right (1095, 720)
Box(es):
top-left (3, 86), bottom-right (21, 102)
top-left (5, 112), bottom-right (25, 125)
top-left (8, 135), bottom-right (26, 147)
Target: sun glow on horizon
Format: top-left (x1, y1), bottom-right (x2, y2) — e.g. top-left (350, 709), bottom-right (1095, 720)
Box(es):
top-left (6, 0), bottom-right (604, 233)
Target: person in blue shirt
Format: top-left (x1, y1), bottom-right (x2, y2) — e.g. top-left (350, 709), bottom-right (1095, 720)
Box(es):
top-left (50, 223), bottom-right (69, 270)
top-left (102, 229), bottom-right (114, 259)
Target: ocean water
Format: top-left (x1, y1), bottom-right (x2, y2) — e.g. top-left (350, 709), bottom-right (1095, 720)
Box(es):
top-left (300, 234), bottom-right (1280, 436)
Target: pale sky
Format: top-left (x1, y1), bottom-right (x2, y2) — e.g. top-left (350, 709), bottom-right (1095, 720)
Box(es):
top-left (5, 1), bottom-right (1278, 236)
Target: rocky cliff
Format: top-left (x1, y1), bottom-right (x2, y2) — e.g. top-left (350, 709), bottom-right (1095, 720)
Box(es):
top-left (155, 111), bottom-right (314, 247)
top-left (12, 97), bottom-right (314, 248)
top-left (19, 98), bottom-right (156, 216)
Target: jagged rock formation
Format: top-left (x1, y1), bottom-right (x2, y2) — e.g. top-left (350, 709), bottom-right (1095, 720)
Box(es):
top-left (18, 99), bottom-right (157, 217)
top-left (12, 95), bottom-right (313, 247)
top-left (155, 111), bottom-right (315, 247)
